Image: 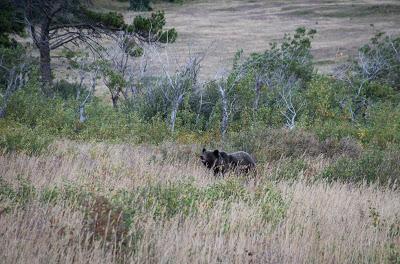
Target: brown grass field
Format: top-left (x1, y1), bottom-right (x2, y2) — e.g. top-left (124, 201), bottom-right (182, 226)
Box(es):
top-left (126, 0), bottom-right (400, 78)
top-left (1, 141), bottom-right (400, 263)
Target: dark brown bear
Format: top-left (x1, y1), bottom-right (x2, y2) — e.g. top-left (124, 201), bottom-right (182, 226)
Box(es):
top-left (200, 148), bottom-right (256, 176)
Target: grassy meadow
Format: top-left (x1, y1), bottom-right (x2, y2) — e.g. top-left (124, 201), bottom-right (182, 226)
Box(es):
top-left (1, 139), bottom-right (399, 263)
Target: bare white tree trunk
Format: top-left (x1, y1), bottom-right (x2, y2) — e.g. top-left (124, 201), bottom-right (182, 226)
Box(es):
top-left (253, 77), bottom-right (262, 112)
top-left (79, 65), bottom-right (99, 123)
top-left (334, 47), bottom-right (388, 122)
top-left (0, 63), bottom-right (28, 118)
top-left (150, 46), bottom-right (203, 132)
top-left (218, 83), bottom-right (228, 141)
top-left (195, 92), bottom-right (203, 127)
top-left (170, 93), bottom-right (184, 132)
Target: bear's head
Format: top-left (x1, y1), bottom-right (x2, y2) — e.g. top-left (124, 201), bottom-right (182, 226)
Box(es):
top-left (200, 148), bottom-right (221, 169)
top-left (200, 148), bottom-right (230, 175)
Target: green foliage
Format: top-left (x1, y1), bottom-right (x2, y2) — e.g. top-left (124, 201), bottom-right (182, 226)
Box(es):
top-left (364, 102), bottom-right (400, 147)
top-left (81, 8), bottom-right (126, 29)
top-left (110, 179), bottom-right (287, 223)
top-left (203, 179), bottom-right (249, 203)
top-left (220, 27), bottom-right (317, 131)
top-left (227, 127), bottom-right (362, 163)
top-left (255, 182), bottom-right (287, 223)
top-left (1, 177), bottom-right (286, 225)
top-left (0, 45), bottom-right (27, 91)
top-left (99, 61), bottom-right (127, 96)
top-left (110, 180), bottom-right (243, 220)
top-left (246, 27), bottom-right (316, 87)
top-left (0, 177), bottom-right (36, 207)
top-left (158, 28), bottom-right (178, 43)
top-left (129, 0), bottom-right (152, 11)
top-left (0, 119), bottom-right (53, 154)
top-left (0, 0), bottom-right (25, 47)
top-left (110, 179), bottom-right (287, 222)
top-left (53, 80), bottom-right (82, 100)
top-left (7, 78), bottom-right (76, 136)
top-left (358, 32), bottom-right (400, 89)
top-left (127, 11), bottom-right (177, 43)
top-left (312, 119), bottom-right (359, 141)
top-left (303, 75), bottom-right (344, 122)
top-left (137, 182), bottom-right (201, 219)
top-left (0, 74), bottom-right (173, 154)
top-left (320, 147), bottom-right (400, 187)
top-left (270, 158), bottom-right (307, 181)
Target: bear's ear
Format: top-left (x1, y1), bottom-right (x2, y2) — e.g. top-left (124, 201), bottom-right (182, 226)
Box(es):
top-left (213, 149), bottom-right (220, 157)
top-left (202, 148), bottom-right (206, 153)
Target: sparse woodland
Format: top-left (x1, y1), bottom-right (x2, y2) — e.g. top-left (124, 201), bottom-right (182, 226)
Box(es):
top-left (1, 0), bottom-right (400, 263)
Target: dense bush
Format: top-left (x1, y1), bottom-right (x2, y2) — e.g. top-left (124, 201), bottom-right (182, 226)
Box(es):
top-left (129, 0), bottom-right (152, 11)
top-left (357, 33), bottom-right (400, 90)
top-left (0, 75), bottom-right (173, 154)
top-left (227, 127), bottom-right (362, 162)
top-left (320, 147), bottom-right (400, 187)
top-left (0, 45), bottom-right (27, 90)
top-left (0, 120), bottom-right (52, 154)
top-left (0, 0), bottom-right (25, 47)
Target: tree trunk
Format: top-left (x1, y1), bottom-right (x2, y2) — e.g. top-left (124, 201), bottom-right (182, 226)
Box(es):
top-left (253, 78), bottom-right (262, 111)
top-left (0, 107), bottom-right (6, 119)
top-left (195, 93), bottom-right (203, 127)
top-left (0, 66), bottom-right (27, 118)
top-left (112, 94), bottom-right (119, 108)
top-left (79, 105), bottom-right (86, 123)
top-left (38, 21), bottom-right (53, 97)
top-left (218, 84), bottom-right (228, 141)
top-left (39, 44), bottom-right (52, 88)
top-left (170, 94), bottom-right (184, 132)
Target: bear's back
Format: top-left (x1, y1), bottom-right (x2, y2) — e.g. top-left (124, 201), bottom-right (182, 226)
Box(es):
top-left (229, 151), bottom-right (255, 167)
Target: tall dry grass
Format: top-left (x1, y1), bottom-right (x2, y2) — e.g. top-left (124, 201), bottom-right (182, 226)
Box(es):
top-left (0, 140), bottom-right (399, 263)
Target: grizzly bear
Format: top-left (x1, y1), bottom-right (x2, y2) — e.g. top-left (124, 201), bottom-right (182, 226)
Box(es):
top-left (200, 148), bottom-right (256, 176)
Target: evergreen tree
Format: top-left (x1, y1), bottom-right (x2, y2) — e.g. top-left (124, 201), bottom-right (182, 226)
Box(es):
top-left (12, 0), bottom-right (177, 96)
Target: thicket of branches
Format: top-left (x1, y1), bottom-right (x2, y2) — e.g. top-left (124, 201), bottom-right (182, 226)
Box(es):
top-left (1, 20), bottom-right (399, 153)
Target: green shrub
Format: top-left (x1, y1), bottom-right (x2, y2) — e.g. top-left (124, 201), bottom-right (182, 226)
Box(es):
top-left (53, 80), bottom-right (83, 100)
top-left (0, 177), bottom-right (36, 207)
top-left (227, 127), bottom-right (362, 163)
top-left (0, 119), bottom-right (53, 154)
top-left (128, 11), bottom-right (177, 43)
top-left (129, 0), bottom-right (152, 11)
top-left (109, 179), bottom-right (287, 223)
top-left (203, 179), bottom-right (250, 203)
top-left (270, 158), bottom-right (307, 181)
top-left (320, 148), bottom-right (400, 187)
top-left (0, 45), bottom-right (27, 90)
top-left (302, 75), bottom-right (345, 122)
top-left (312, 119), bottom-right (359, 141)
top-left (364, 102), bottom-right (400, 147)
top-left (6, 78), bottom-right (76, 136)
top-left (357, 32), bottom-right (400, 89)
top-left (0, 0), bottom-right (25, 47)
top-left (3, 77), bottom-right (171, 145)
